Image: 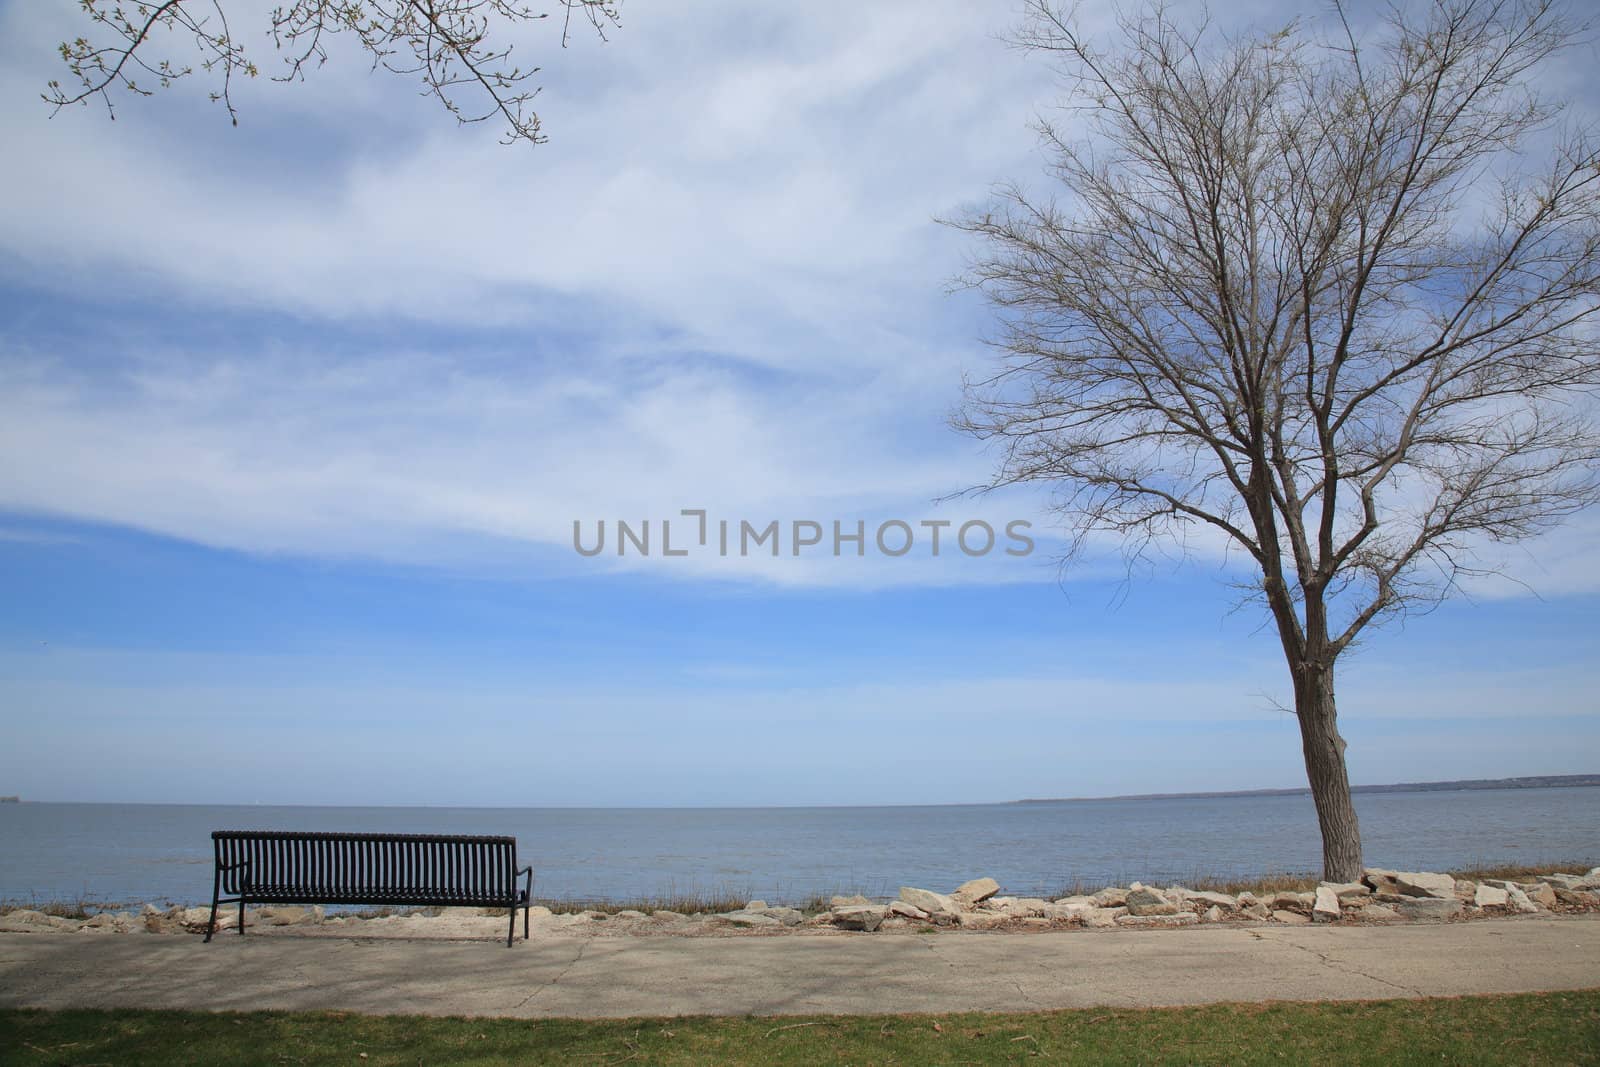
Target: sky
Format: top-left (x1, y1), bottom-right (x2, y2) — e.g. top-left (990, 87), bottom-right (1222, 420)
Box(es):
top-left (0, 0), bottom-right (1596, 806)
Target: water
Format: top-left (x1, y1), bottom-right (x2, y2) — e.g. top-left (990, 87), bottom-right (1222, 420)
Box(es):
top-left (1, 787), bottom-right (1596, 907)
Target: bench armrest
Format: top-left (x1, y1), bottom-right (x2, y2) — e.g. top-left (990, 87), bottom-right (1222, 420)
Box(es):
top-left (217, 860), bottom-right (251, 872)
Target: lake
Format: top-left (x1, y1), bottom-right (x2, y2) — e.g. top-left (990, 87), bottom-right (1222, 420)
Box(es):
top-left (1, 787), bottom-right (1596, 906)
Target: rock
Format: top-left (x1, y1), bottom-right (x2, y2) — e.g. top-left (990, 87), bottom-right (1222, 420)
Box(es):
top-left (1505, 886), bottom-right (1539, 914)
top-left (1017, 917), bottom-right (1051, 929)
top-left (259, 906), bottom-right (316, 927)
top-left (1555, 888), bottom-right (1600, 906)
top-left (716, 911), bottom-right (779, 928)
top-left (1116, 912), bottom-right (1198, 928)
top-left (1042, 902), bottom-right (1093, 921)
top-left (952, 877), bottom-right (1001, 906)
top-left (956, 911), bottom-right (1006, 929)
top-left (1521, 882), bottom-right (1557, 908)
top-left (81, 912), bottom-right (133, 933)
top-left (1321, 882), bottom-right (1370, 904)
top-left (1272, 910), bottom-right (1311, 925)
top-left (1474, 885), bottom-right (1510, 907)
top-left (1091, 887), bottom-right (1129, 908)
top-left (1397, 897), bottom-right (1462, 920)
top-left (1453, 879), bottom-right (1478, 901)
top-left (1000, 898), bottom-right (1050, 918)
top-left (0, 909), bottom-right (77, 932)
top-left (650, 909), bottom-right (685, 922)
top-left (1536, 873), bottom-right (1582, 890)
top-left (755, 907), bottom-right (806, 926)
top-left (898, 887), bottom-right (960, 919)
top-left (744, 900), bottom-right (769, 911)
top-left (614, 909), bottom-right (647, 920)
top-left (1360, 903), bottom-right (1402, 923)
top-left (1201, 905), bottom-right (1225, 923)
top-left (830, 894), bottom-right (871, 908)
top-left (1362, 868), bottom-right (1456, 900)
top-left (1268, 892), bottom-right (1312, 912)
top-left (1186, 890), bottom-right (1238, 912)
top-left (1082, 907), bottom-right (1126, 928)
top-left (1576, 869), bottom-right (1600, 891)
top-left (1239, 902), bottom-right (1271, 921)
top-left (1125, 886), bottom-right (1179, 917)
top-left (1313, 885), bottom-right (1341, 923)
top-left (1052, 895), bottom-right (1095, 908)
top-left (889, 900), bottom-right (930, 921)
top-left (830, 905), bottom-right (886, 932)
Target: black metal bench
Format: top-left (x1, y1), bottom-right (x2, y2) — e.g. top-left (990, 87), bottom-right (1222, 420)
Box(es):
top-left (207, 830), bottom-right (533, 946)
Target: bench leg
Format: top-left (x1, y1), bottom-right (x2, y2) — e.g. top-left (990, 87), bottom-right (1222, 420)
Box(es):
top-left (239, 893), bottom-right (246, 936)
top-left (205, 882), bottom-right (220, 944)
top-left (524, 900), bottom-right (530, 941)
top-left (506, 904), bottom-right (516, 948)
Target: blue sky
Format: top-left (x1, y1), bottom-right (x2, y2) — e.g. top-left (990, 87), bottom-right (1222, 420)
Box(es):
top-left (0, 0), bottom-right (1596, 805)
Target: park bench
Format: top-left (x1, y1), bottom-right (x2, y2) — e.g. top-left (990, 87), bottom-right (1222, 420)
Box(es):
top-left (207, 830), bottom-right (534, 946)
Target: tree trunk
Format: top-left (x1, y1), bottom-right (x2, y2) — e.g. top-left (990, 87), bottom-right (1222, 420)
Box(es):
top-left (1294, 664), bottom-right (1363, 882)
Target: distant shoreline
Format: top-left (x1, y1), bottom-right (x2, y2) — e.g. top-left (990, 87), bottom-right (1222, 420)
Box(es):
top-left (1013, 774), bottom-right (1600, 805)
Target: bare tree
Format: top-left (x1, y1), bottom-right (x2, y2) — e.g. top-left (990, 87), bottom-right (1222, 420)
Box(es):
top-left (953, 0), bottom-right (1600, 880)
top-left (44, 0), bottom-right (621, 145)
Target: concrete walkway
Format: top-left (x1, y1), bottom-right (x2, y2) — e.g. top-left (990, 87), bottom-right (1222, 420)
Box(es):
top-left (2, 917), bottom-right (1597, 1019)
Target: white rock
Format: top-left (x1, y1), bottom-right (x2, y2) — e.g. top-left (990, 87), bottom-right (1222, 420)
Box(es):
top-left (1505, 886), bottom-right (1539, 914)
top-left (0, 909), bottom-right (77, 932)
top-left (1362, 868), bottom-right (1456, 900)
top-left (1185, 891), bottom-right (1238, 912)
top-left (1052, 895), bottom-right (1095, 908)
top-left (755, 907), bottom-right (806, 926)
top-left (898, 886), bottom-right (960, 918)
top-left (956, 911), bottom-right (1006, 929)
top-left (1322, 882), bottom-right (1371, 903)
top-left (1474, 885), bottom-right (1509, 907)
top-left (1125, 886), bottom-right (1179, 916)
top-left (889, 900), bottom-right (930, 921)
top-left (716, 912), bottom-right (779, 928)
top-left (1536, 873), bottom-right (1582, 890)
top-left (830, 894), bottom-right (871, 908)
top-left (1201, 905), bottom-right (1224, 923)
top-left (1272, 910), bottom-right (1311, 925)
top-left (744, 900), bottom-right (769, 911)
top-left (1313, 885), bottom-right (1341, 922)
top-left (259, 905), bottom-right (317, 926)
top-left (1091, 887), bottom-right (1129, 908)
top-left (1082, 907), bottom-right (1127, 928)
top-left (1000, 898), bottom-right (1050, 918)
top-left (830, 905), bottom-right (886, 932)
top-left (1116, 912), bottom-right (1198, 928)
top-left (952, 878), bottom-right (1001, 906)
top-left (1397, 897), bottom-right (1463, 919)
top-left (1520, 882), bottom-right (1557, 908)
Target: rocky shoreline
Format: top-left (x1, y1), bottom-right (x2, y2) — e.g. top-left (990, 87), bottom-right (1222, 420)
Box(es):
top-left (4, 866), bottom-right (1597, 940)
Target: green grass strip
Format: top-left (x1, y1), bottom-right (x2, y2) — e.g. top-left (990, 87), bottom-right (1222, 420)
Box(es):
top-left (4, 991), bottom-right (1598, 1065)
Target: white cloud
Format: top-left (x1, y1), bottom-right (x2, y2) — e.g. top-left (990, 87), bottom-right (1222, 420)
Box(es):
top-left (0, 0), bottom-right (1595, 596)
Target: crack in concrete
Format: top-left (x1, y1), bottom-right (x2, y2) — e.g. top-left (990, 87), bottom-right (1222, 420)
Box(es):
top-left (1253, 932), bottom-right (1424, 997)
top-left (512, 936), bottom-right (592, 1011)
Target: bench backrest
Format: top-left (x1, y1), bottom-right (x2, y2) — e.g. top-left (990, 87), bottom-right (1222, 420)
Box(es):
top-left (212, 830), bottom-right (519, 902)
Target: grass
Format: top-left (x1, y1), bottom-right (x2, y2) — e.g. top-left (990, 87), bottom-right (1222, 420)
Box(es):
top-left (3, 992), bottom-right (1598, 1065)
